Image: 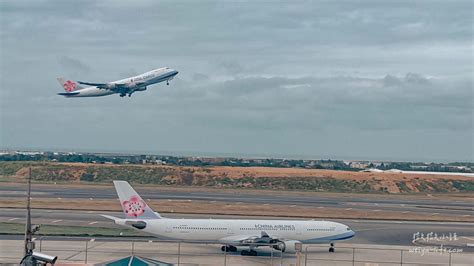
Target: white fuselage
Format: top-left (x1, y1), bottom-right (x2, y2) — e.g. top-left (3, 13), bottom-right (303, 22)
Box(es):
top-left (63, 67), bottom-right (178, 97)
top-left (115, 218), bottom-right (355, 244)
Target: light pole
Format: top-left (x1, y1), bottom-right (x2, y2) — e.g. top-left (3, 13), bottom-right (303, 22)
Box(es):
top-left (21, 168), bottom-right (36, 264)
top-left (20, 167), bottom-right (56, 265)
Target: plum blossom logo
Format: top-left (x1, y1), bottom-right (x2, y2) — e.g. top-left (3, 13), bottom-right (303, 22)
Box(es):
top-left (122, 195), bottom-right (147, 217)
top-left (63, 80), bottom-right (76, 92)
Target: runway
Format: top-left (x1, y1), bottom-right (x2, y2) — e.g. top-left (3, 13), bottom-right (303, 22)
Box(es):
top-left (1, 208), bottom-right (473, 248)
top-left (1, 183), bottom-right (473, 252)
top-left (0, 183), bottom-right (472, 217)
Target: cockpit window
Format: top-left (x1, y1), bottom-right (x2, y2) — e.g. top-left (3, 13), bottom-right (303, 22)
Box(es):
top-left (347, 227), bottom-right (351, 231)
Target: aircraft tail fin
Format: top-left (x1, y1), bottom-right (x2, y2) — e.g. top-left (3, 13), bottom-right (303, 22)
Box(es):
top-left (113, 180), bottom-right (161, 219)
top-left (57, 77), bottom-right (83, 92)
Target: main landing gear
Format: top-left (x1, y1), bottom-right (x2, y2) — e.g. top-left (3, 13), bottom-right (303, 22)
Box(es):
top-left (221, 245), bottom-right (237, 252)
top-left (329, 243), bottom-right (335, 252)
top-left (119, 93), bottom-right (126, 97)
top-left (241, 250), bottom-right (257, 256)
top-left (166, 80), bottom-right (170, 85)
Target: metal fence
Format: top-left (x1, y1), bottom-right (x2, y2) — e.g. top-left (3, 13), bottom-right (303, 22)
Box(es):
top-left (1, 238), bottom-right (472, 265)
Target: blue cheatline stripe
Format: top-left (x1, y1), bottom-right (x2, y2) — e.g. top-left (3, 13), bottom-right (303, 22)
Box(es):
top-left (150, 71), bottom-right (178, 84)
top-left (305, 231), bottom-right (355, 243)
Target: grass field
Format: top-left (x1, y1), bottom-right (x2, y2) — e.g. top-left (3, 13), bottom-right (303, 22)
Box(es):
top-left (0, 222), bottom-right (140, 237)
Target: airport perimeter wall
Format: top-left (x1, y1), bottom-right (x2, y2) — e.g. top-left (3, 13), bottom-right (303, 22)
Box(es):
top-left (0, 238), bottom-right (472, 265)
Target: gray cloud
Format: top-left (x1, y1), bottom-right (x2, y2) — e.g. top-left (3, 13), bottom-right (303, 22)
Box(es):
top-left (59, 56), bottom-right (91, 76)
top-left (0, 0), bottom-right (472, 162)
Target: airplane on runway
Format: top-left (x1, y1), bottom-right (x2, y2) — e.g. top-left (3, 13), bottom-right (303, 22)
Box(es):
top-left (57, 67), bottom-right (179, 98)
top-left (102, 181), bottom-right (355, 256)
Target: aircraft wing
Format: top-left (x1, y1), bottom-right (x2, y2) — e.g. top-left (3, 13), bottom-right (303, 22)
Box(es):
top-left (77, 81), bottom-right (109, 88)
top-left (114, 82), bottom-right (146, 88)
top-left (78, 81), bottom-right (147, 91)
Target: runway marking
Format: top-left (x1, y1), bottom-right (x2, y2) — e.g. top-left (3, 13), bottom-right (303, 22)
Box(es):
top-left (8, 218), bottom-right (19, 221)
top-left (402, 211), bottom-right (410, 213)
top-left (89, 198), bottom-right (93, 200)
top-left (87, 211), bottom-right (93, 214)
top-left (263, 204), bottom-right (269, 206)
top-left (168, 199), bottom-right (172, 202)
top-left (89, 221), bottom-right (98, 225)
top-left (210, 201), bottom-right (217, 203)
top-left (317, 207), bottom-right (324, 209)
top-left (431, 213), bottom-right (439, 215)
top-left (51, 219), bottom-right (63, 223)
top-left (290, 205), bottom-right (296, 207)
top-left (372, 210), bottom-right (381, 212)
top-left (356, 227), bottom-right (394, 232)
top-left (462, 215), bottom-right (471, 217)
top-left (57, 197), bottom-right (62, 200)
top-left (345, 208), bottom-right (353, 210)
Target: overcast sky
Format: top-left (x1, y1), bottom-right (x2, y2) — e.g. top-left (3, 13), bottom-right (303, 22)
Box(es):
top-left (1, 0), bottom-right (472, 162)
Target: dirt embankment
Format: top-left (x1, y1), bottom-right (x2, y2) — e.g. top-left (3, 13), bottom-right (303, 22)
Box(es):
top-left (1, 162), bottom-right (473, 194)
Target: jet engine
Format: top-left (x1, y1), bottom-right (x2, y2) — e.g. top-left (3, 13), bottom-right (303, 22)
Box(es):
top-left (273, 240), bottom-right (302, 253)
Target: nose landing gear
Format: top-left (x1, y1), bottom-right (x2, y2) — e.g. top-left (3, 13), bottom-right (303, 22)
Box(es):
top-left (329, 243), bottom-right (335, 252)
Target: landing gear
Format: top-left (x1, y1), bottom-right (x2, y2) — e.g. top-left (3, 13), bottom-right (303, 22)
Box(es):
top-left (329, 243), bottom-right (335, 253)
top-left (119, 93), bottom-right (126, 97)
top-left (166, 79), bottom-right (170, 85)
top-left (221, 245), bottom-right (237, 252)
top-left (241, 250), bottom-right (257, 256)
top-left (128, 93), bottom-right (132, 97)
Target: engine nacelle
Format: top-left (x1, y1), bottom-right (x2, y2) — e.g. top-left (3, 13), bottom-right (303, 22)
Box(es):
top-left (136, 86), bottom-right (147, 91)
top-left (273, 240), bottom-right (302, 253)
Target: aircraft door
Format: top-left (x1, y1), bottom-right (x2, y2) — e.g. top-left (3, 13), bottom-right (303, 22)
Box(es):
top-left (165, 223), bottom-right (172, 233)
top-left (296, 225), bottom-right (302, 236)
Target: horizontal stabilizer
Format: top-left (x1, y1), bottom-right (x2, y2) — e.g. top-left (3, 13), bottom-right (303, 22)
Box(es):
top-left (57, 92), bottom-right (80, 96)
top-left (101, 214), bottom-right (119, 222)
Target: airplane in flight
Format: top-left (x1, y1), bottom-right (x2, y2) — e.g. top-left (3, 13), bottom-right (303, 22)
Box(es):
top-left (102, 181), bottom-right (355, 256)
top-left (57, 67), bottom-right (179, 98)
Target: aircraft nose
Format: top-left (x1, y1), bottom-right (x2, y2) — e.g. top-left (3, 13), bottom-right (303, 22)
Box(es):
top-left (350, 230), bottom-right (355, 237)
